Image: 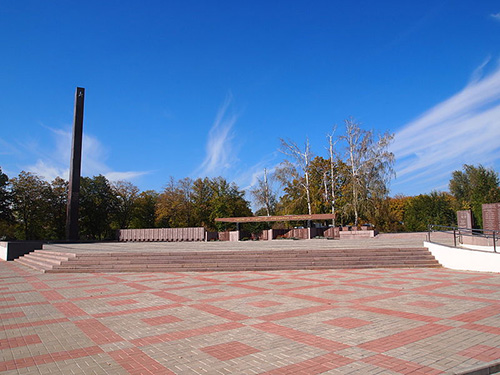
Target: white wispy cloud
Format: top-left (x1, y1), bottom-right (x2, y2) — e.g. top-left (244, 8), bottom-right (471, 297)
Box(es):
top-left (233, 158), bottom-right (281, 212)
top-left (194, 96), bottom-right (238, 177)
top-left (235, 156), bottom-right (280, 192)
top-left (390, 60), bottom-right (500, 194)
top-left (24, 127), bottom-right (148, 183)
top-left (491, 12), bottom-right (500, 21)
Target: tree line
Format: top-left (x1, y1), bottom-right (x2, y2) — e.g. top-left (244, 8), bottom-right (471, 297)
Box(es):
top-left (0, 171), bottom-right (253, 240)
top-left (1, 119), bottom-right (499, 241)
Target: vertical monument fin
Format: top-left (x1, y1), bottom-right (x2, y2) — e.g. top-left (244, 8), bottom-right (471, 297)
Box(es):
top-left (66, 87), bottom-right (85, 241)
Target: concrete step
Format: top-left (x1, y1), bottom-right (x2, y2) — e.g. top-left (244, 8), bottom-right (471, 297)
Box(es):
top-left (15, 251), bottom-right (72, 272)
top-left (57, 256), bottom-right (438, 267)
top-left (66, 250), bottom-right (435, 260)
top-left (46, 263), bottom-right (442, 273)
top-left (14, 256), bottom-right (54, 272)
top-left (33, 250), bottom-right (76, 260)
top-left (52, 247), bottom-right (427, 257)
top-left (15, 247), bottom-right (441, 273)
top-left (52, 259), bottom-right (441, 271)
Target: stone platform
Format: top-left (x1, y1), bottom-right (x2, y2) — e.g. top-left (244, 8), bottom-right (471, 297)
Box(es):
top-left (1, 261), bottom-right (499, 374)
top-left (13, 234), bottom-right (450, 273)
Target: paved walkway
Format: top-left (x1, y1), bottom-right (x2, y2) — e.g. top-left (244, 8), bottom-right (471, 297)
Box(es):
top-left (1, 261), bottom-right (499, 374)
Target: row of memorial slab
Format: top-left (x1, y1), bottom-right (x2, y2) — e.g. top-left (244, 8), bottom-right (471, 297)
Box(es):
top-left (116, 226), bottom-right (377, 242)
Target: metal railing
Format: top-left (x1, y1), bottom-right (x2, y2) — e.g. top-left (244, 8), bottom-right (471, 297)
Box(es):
top-left (428, 224), bottom-right (498, 253)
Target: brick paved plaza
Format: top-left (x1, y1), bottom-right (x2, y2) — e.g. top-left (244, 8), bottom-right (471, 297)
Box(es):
top-left (1, 258), bottom-right (499, 374)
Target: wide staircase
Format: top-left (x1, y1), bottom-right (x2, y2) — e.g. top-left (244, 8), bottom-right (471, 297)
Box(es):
top-left (15, 247), bottom-right (441, 273)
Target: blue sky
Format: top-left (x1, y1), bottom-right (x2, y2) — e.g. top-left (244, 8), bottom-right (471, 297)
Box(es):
top-left (1, 0), bottom-right (500, 200)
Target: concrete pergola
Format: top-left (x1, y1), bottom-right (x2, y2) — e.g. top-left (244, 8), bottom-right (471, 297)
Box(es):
top-left (215, 214), bottom-right (336, 241)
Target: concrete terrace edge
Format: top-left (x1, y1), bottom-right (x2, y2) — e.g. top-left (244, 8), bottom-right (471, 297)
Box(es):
top-left (451, 360), bottom-right (500, 375)
top-left (425, 241), bottom-right (500, 273)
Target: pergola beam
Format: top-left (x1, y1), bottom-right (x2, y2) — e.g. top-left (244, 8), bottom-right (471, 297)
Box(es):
top-left (215, 214), bottom-right (335, 223)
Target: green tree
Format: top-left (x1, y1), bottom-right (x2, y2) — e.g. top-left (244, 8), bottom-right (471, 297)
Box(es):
top-left (191, 177), bottom-right (214, 228)
top-left (209, 177), bottom-right (252, 231)
top-left (112, 180), bottom-right (140, 229)
top-left (156, 177), bottom-right (194, 228)
top-left (48, 177), bottom-right (68, 240)
top-left (130, 190), bottom-right (158, 229)
top-left (275, 156), bottom-right (348, 222)
top-left (275, 167), bottom-right (309, 216)
top-left (80, 175), bottom-right (117, 240)
top-left (155, 176), bottom-right (252, 231)
top-left (10, 171), bottom-right (52, 240)
top-left (0, 167), bottom-right (15, 239)
top-left (449, 164), bottom-right (500, 228)
top-left (404, 192), bottom-right (456, 232)
top-left (369, 195), bottom-right (410, 233)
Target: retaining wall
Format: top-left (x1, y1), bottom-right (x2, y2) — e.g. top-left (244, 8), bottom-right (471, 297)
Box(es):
top-left (0, 241), bottom-right (44, 261)
top-left (425, 241), bottom-right (499, 273)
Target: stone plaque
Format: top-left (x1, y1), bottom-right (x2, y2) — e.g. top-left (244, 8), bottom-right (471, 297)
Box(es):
top-left (482, 203), bottom-right (500, 231)
top-left (457, 210), bottom-right (473, 229)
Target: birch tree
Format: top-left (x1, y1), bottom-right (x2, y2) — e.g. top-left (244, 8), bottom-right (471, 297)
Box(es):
top-left (327, 127), bottom-right (338, 226)
top-left (250, 168), bottom-right (277, 216)
top-left (277, 137), bottom-right (314, 215)
top-left (341, 118), bottom-right (394, 226)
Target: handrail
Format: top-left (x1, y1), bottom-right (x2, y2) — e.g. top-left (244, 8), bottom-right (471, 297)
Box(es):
top-left (428, 224), bottom-right (498, 253)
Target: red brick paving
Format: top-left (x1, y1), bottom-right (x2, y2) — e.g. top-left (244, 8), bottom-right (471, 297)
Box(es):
top-left (75, 319), bottom-right (125, 344)
top-left (463, 322), bottom-right (500, 335)
top-left (1, 260), bottom-right (500, 374)
top-left (190, 303), bottom-right (251, 321)
top-left (459, 345), bottom-right (500, 362)
top-left (1, 317), bottom-right (70, 331)
top-left (93, 303), bottom-right (182, 318)
top-left (199, 288), bottom-right (225, 294)
top-left (323, 317), bottom-right (372, 329)
top-left (0, 334), bottom-right (42, 349)
top-left (201, 341), bottom-right (260, 360)
top-left (130, 322), bottom-right (245, 347)
top-left (261, 352), bottom-right (354, 375)
top-left (107, 298), bottom-right (139, 306)
top-left (450, 305), bottom-right (500, 323)
top-left (362, 354), bottom-right (444, 374)
top-left (0, 345), bottom-right (104, 372)
top-left (53, 301), bottom-right (88, 317)
top-left (0, 311), bottom-right (26, 319)
top-left (407, 300), bottom-right (444, 308)
top-left (248, 300), bottom-right (282, 308)
top-left (359, 323), bottom-right (452, 352)
top-left (252, 322), bottom-right (350, 351)
top-left (108, 347), bottom-right (176, 375)
top-left (355, 304), bottom-right (441, 322)
top-left (465, 288), bottom-right (497, 294)
top-left (141, 315), bottom-right (183, 326)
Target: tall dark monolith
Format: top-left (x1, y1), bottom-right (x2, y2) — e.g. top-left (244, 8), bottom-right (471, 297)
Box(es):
top-left (66, 87), bottom-right (85, 241)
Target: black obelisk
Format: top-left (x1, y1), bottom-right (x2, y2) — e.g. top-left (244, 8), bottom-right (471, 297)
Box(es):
top-left (66, 87), bottom-right (85, 241)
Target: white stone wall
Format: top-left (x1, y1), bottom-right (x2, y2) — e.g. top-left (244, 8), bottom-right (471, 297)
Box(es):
top-left (425, 241), bottom-right (500, 273)
top-left (0, 242), bottom-right (7, 261)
